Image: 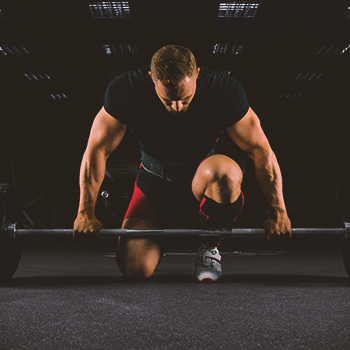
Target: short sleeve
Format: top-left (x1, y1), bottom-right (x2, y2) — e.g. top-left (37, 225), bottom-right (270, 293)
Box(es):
top-left (221, 78), bottom-right (250, 129)
top-left (103, 74), bottom-right (131, 125)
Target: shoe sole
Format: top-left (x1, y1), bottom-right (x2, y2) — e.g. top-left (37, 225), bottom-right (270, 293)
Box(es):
top-left (198, 278), bottom-right (218, 282)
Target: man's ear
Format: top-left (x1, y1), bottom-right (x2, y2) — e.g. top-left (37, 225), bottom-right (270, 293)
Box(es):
top-left (149, 71), bottom-right (157, 84)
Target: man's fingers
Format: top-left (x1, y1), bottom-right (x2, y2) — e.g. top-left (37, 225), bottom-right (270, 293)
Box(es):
top-left (73, 228), bottom-right (100, 239)
top-left (267, 231), bottom-right (292, 242)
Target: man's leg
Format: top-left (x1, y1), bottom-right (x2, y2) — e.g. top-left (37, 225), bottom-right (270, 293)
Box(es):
top-left (191, 154), bottom-right (243, 282)
top-left (192, 154), bottom-right (243, 230)
top-left (117, 218), bottom-right (163, 281)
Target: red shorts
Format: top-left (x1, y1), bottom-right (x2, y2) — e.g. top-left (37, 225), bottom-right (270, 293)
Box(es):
top-left (124, 175), bottom-right (160, 228)
top-left (124, 157), bottom-right (210, 229)
top-left (123, 153), bottom-right (244, 229)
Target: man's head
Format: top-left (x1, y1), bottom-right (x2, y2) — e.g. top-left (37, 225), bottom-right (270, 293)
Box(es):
top-left (149, 45), bottom-right (200, 114)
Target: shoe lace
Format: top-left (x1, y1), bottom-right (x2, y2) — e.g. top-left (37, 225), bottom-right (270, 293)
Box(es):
top-left (198, 257), bottom-right (214, 269)
top-left (202, 247), bottom-right (217, 255)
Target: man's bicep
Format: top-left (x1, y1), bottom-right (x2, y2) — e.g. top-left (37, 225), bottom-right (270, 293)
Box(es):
top-left (87, 107), bottom-right (127, 157)
top-left (226, 107), bottom-right (270, 157)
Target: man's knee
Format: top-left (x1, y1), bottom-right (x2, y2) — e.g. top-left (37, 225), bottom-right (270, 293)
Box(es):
top-left (204, 155), bottom-right (242, 183)
top-left (117, 237), bottom-right (162, 282)
top-left (118, 261), bottom-right (154, 282)
top-left (194, 154), bottom-right (243, 203)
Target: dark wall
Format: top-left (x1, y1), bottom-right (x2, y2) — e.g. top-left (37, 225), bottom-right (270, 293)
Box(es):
top-left (1, 0), bottom-right (349, 228)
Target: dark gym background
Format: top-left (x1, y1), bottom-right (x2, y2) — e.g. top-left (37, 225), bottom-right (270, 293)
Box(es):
top-left (1, 2), bottom-right (350, 350)
top-left (1, 0), bottom-right (349, 231)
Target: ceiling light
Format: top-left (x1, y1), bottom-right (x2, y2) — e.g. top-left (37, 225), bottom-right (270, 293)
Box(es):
top-left (24, 73), bottom-right (53, 81)
top-left (292, 72), bottom-right (323, 81)
top-left (216, 70), bottom-right (232, 76)
top-left (213, 43), bottom-right (244, 54)
top-left (47, 93), bottom-right (69, 100)
top-left (341, 7), bottom-right (350, 19)
top-left (313, 43), bottom-right (349, 55)
top-left (342, 45), bottom-right (350, 54)
top-left (88, 2), bottom-right (130, 18)
top-left (218, 2), bottom-right (261, 18)
top-left (0, 45), bottom-right (30, 55)
top-left (102, 44), bottom-right (138, 55)
top-left (279, 93), bottom-right (302, 99)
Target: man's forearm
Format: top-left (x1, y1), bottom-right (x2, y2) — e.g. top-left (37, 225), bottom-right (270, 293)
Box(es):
top-left (78, 149), bottom-right (107, 216)
top-left (251, 148), bottom-right (287, 217)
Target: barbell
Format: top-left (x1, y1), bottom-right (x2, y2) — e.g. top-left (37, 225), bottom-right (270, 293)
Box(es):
top-left (5, 225), bottom-right (349, 239)
top-left (1, 183), bottom-right (350, 282)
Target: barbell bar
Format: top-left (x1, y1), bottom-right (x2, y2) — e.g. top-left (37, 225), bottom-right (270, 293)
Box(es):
top-left (1, 183), bottom-right (350, 282)
top-left (2, 222), bottom-right (350, 282)
top-left (7, 224), bottom-right (349, 239)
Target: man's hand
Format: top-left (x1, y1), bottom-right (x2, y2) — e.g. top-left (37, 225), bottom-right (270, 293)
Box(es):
top-left (262, 212), bottom-right (292, 241)
top-left (73, 213), bottom-right (103, 238)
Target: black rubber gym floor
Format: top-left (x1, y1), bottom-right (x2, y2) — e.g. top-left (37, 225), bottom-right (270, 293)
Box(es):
top-left (1, 238), bottom-right (349, 350)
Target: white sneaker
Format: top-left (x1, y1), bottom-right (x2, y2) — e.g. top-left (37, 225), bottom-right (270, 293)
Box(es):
top-left (195, 244), bottom-right (222, 282)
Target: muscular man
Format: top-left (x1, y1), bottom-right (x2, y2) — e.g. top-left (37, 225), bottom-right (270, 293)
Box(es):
top-left (74, 45), bottom-right (291, 282)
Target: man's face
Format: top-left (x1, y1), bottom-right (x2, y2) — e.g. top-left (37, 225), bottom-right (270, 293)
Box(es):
top-left (149, 68), bottom-right (200, 114)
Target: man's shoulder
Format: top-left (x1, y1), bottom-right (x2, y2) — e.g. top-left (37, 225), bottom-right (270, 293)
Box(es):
top-left (130, 65), bottom-right (151, 81)
top-left (108, 65), bottom-right (152, 91)
top-left (104, 66), bottom-right (152, 123)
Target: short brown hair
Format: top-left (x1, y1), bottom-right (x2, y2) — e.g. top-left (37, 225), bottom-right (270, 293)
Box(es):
top-left (150, 45), bottom-right (197, 88)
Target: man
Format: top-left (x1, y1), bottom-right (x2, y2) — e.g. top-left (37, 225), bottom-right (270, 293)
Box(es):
top-left (74, 45), bottom-right (291, 282)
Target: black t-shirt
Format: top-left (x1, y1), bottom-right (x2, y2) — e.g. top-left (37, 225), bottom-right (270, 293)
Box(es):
top-left (104, 66), bottom-right (249, 162)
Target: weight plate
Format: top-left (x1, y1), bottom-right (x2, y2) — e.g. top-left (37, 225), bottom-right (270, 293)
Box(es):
top-left (342, 236), bottom-right (350, 278)
top-left (0, 183), bottom-right (8, 227)
top-left (0, 184), bottom-right (22, 282)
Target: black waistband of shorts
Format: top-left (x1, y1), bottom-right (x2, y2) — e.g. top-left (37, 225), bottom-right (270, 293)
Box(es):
top-left (141, 149), bottom-right (215, 182)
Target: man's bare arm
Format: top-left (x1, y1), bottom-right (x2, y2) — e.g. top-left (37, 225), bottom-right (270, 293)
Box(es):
top-left (226, 107), bottom-right (291, 238)
top-left (78, 107), bottom-right (126, 216)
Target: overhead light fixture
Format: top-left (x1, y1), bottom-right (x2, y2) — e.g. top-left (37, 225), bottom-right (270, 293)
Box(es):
top-left (47, 93), bottom-right (69, 100)
top-left (24, 73), bottom-right (53, 81)
top-left (0, 45), bottom-right (30, 55)
top-left (88, 2), bottom-right (130, 18)
top-left (0, 10), bottom-right (6, 18)
top-left (341, 7), bottom-right (350, 19)
top-left (216, 70), bottom-right (232, 76)
top-left (218, 2), bottom-right (261, 18)
top-left (102, 44), bottom-right (138, 55)
top-left (292, 72), bottom-right (323, 81)
top-left (313, 43), bottom-right (350, 55)
top-left (342, 45), bottom-right (350, 54)
top-left (279, 93), bottom-right (302, 99)
top-left (213, 43), bottom-right (244, 54)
